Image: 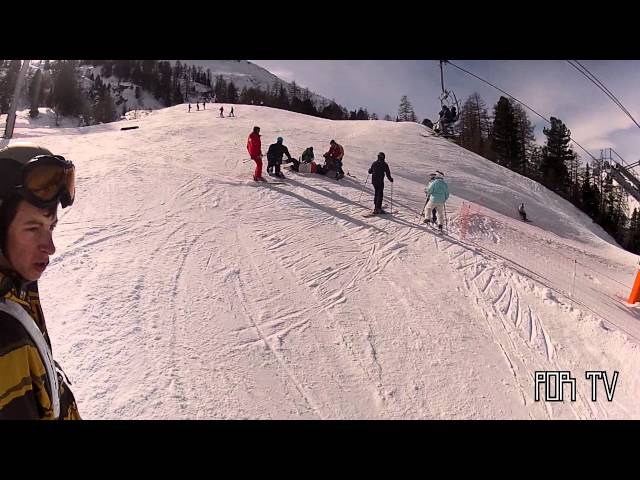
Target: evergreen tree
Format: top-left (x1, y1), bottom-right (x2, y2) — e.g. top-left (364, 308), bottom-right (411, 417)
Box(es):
top-left (290, 96), bottom-right (304, 113)
top-left (102, 61), bottom-right (113, 78)
top-left (356, 107), bottom-right (369, 120)
top-left (51, 60), bottom-right (81, 116)
top-left (626, 208), bottom-right (640, 253)
top-left (397, 95), bottom-right (417, 122)
top-left (93, 84), bottom-right (115, 123)
top-left (277, 83), bottom-right (289, 109)
top-left (540, 116), bottom-right (575, 195)
top-left (214, 75), bottom-right (227, 102)
top-left (301, 98), bottom-right (317, 116)
top-left (239, 86), bottom-right (249, 103)
top-left (288, 81), bottom-right (300, 103)
top-left (511, 102), bottom-right (536, 176)
top-left (114, 60), bottom-right (131, 79)
top-left (227, 81), bottom-right (238, 103)
top-left (457, 92), bottom-right (491, 158)
top-left (489, 96), bottom-right (519, 168)
top-left (581, 162), bottom-right (599, 219)
top-left (0, 60), bottom-right (21, 113)
top-left (529, 145), bottom-right (543, 181)
top-left (28, 69), bottom-right (43, 118)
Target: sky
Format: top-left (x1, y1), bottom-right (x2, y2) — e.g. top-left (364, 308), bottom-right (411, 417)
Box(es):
top-left (251, 60), bottom-right (640, 166)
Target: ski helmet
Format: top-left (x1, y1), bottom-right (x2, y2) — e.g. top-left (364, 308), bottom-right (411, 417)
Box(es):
top-left (277, 137), bottom-right (283, 143)
top-left (377, 152), bottom-right (385, 160)
top-left (0, 143), bottom-right (75, 209)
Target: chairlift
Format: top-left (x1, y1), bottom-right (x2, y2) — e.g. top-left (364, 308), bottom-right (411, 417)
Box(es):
top-left (433, 60), bottom-right (460, 136)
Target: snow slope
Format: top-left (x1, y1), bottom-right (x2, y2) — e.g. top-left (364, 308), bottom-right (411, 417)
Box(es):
top-left (4, 104), bottom-right (640, 419)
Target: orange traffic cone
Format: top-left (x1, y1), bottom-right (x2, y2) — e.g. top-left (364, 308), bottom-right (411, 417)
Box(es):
top-left (628, 266), bottom-right (640, 304)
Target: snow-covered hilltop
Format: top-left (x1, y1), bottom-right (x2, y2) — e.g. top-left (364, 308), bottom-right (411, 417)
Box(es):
top-left (7, 104), bottom-right (640, 419)
top-left (175, 60), bottom-right (333, 106)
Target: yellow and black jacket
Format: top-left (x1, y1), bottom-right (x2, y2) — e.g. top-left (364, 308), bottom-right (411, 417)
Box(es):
top-left (0, 269), bottom-right (80, 420)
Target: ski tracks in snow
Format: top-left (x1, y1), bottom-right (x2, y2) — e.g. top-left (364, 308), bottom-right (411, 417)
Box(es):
top-left (431, 233), bottom-right (601, 419)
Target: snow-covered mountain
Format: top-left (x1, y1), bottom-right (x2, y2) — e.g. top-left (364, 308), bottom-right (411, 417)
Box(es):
top-left (4, 104), bottom-right (640, 419)
top-left (175, 60), bottom-right (334, 106)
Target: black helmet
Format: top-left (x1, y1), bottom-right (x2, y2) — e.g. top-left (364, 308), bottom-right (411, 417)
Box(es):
top-left (0, 142), bottom-right (75, 209)
top-left (377, 152), bottom-right (385, 160)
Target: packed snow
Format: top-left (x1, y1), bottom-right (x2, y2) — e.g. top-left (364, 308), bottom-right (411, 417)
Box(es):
top-left (3, 104), bottom-right (640, 419)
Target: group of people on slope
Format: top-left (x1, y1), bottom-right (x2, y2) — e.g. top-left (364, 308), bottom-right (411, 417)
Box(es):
top-left (188, 102), bottom-right (234, 117)
top-left (246, 126), bottom-right (347, 182)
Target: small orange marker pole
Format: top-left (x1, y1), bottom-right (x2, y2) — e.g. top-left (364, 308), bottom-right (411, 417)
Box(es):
top-left (628, 260), bottom-right (640, 304)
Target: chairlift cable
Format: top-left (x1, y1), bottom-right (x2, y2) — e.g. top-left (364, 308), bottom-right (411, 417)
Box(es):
top-left (444, 60), bottom-right (599, 163)
top-left (567, 60), bottom-right (640, 131)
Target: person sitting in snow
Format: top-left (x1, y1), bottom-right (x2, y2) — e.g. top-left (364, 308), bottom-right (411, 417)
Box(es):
top-left (323, 140), bottom-right (345, 180)
top-left (289, 147), bottom-right (314, 172)
top-left (301, 147), bottom-right (314, 163)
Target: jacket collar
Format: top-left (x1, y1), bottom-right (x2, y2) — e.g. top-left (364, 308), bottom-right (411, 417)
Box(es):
top-left (0, 251), bottom-right (32, 294)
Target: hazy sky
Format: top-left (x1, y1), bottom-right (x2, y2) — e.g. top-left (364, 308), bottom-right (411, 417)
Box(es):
top-left (251, 60), bottom-right (640, 165)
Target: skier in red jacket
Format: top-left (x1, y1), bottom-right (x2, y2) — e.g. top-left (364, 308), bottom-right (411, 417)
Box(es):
top-left (247, 126), bottom-right (264, 181)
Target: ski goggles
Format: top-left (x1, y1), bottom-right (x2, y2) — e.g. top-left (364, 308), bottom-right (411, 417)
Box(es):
top-left (13, 155), bottom-right (76, 208)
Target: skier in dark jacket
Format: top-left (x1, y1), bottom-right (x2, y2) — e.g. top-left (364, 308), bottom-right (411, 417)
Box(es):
top-left (368, 152), bottom-right (394, 214)
top-left (518, 203), bottom-right (527, 221)
top-left (266, 137), bottom-right (293, 178)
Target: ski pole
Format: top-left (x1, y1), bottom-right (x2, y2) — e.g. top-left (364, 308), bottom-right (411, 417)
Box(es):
top-left (390, 181), bottom-right (394, 215)
top-left (416, 197), bottom-right (429, 223)
top-left (444, 201), bottom-right (448, 232)
top-left (356, 174), bottom-right (370, 207)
